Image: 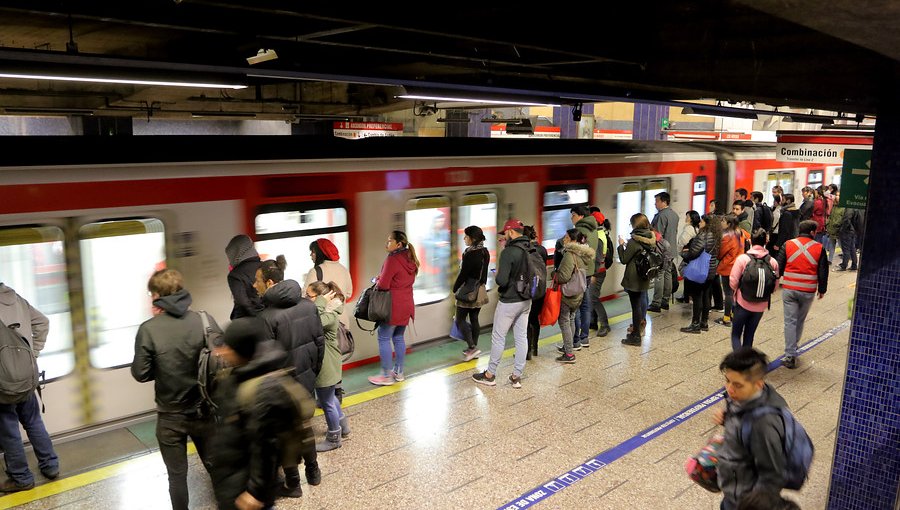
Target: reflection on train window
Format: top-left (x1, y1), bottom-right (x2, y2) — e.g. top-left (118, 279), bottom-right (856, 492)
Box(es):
top-left (763, 171), bottom-right (795, 203)
top-left (0, 226), bottom-right (74, 380)
top-left (255, 205), bottom-right (349, 291)
top-left (692, 176), bottom-right (707, 214)
top-left (832, 168), bottom-right (842, 187)
top-left (779, 171), bottom-right (794, 195)
top-left (80, 219), bottom-right (166, 369)
top-left (541, 187), bottom-right (589, 253)
top-left (807, 169), bottom-right (824, 187)
top-left (642, 179), bottom-right (669, 221)
top-left (457, 194), bottom-right (498, 290)
top-left (406, 197), bottom-right (451, 304)
top-left (616, 182), bottom-right (642, 258)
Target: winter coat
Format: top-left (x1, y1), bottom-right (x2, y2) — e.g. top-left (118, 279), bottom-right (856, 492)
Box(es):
top-left (730, 245), bottom-right (779, 312)
top-left (717, 384), bottom-right (789, 509)
top-left (737, 211), bottom-right (752, 235)
top-left (553, 243), bottom-right (594, 309)
top-left (132, 289), bottom-right (223, 414)
top-left (258, 280), bottom-right (325, 395)
top-left (798, 197), bottom-right (814, 221)
top-left (495, 236), bottom-right (532, 303)
top-left (228, 257), bottom-right (263, 320)
top-left (0, 283), bottom-right (49, 354)
top-left (651, 206), bottom-right (680, 257)
top-left (616, 227), bottom-right (656, 292)
top-left (304, 260), bottom-right (353, 300)
top-left (453, 245), bottom-right (490, 308)
top-left (682, 230), bottom-right (719, 281)
top-left (677, 225), bottom-right (699, 266)
top-left (774, 206), bottom-right (800, 251)
top-left (752, 202), bottom-right (773, 233)
top-left (313, 296), bottom-right (344, 389)
top-left (210, 343), bottom-right (313, 510)
top-left (826, 206), bottom-right (844, 238)
top-left (812, 198), bottom-right (826, 234)
top-left (717, 230), bottom-right (749, 277)
top-left (841, 208), bottom-right (864, 237)
top-left (574, 215), bottom-right (599, 274)
top-left (375, 248), bottom-right (418, 325)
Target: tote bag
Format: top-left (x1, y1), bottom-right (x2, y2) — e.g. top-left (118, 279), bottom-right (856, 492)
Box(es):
top-left (682, 250), bottom-right (711, 284)
top-left (367, 288), bottom-right (392, 323)
top-left (539, 285), bottom-right (562, 326)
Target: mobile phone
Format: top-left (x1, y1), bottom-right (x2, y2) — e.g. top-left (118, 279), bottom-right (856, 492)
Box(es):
top-left (490, 268), bottom-right (497, 273)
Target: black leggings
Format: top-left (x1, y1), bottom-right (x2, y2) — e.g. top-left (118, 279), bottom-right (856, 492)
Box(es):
top-left (686, 278), bottom-right (713, 325)
top-left (456, 306), bottom-right (481, 349)
top-left (527, 297), bottom-right (545, 354)
top-left (720, 275), bottom-right (734, 317)
top-left (710, 274), bottom-right (723, 309)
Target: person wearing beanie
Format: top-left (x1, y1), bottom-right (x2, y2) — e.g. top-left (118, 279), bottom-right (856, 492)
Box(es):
top-left (211, 318), bottom-right (316, 509)
top-left (225, 234), bottom-right (263, 320)
top-left (304, 238), bottom-right (353, 303)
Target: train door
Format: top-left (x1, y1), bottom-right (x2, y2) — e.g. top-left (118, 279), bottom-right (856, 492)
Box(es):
top-left (455, 193), bottom-right (499, 290)
top-left (761, 170), bottom-right (797, 204)
top-left (541, 186), bottom-right (589, 255)
top-left (614, 178), bottom-right (671, 259)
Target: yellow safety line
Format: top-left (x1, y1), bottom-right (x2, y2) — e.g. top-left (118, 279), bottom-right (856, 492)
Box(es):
top-left (1, 312), bottom-right (632, 506)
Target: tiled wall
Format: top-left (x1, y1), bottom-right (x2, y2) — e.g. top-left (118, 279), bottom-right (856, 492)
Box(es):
top-left (827, 112), bottom-right (900, 509)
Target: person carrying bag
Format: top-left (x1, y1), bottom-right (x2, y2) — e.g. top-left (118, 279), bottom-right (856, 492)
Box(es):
top-left (452, 226), bottom-right (490, 362)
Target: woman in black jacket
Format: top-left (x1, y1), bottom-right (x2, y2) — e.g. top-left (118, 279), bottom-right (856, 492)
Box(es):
top-left (680, 214), bottom-right (722, 333)
top-left (225, 234), bottom-right (264, 319)
top-left (452, 226), bottom-right (490, 361)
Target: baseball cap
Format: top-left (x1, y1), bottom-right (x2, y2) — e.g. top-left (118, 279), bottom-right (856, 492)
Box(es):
top-left (500, 218), bottom-right (524, 234)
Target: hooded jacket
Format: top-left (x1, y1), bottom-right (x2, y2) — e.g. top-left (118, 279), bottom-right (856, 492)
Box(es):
top-left (554, 242), bottom-right (595, 309)
top-left (228, 258), bottom-right (263, 320)
top-left (376, 248), bottom-right (419, 326)
top-left (574, 215), bottom-right (599, 274)
top-left (258, 279), bottom-right (325, 395)
top-left (495, 235), bottom-right (532, 303)
top-left (132, 289), bottom-right (222, 414)
top-left (0, 283), bottom-right (49, 354)
top-left (717, 384), bottom-right (789, 509)
top-left (682, 230), bottom-right (720, 281)
top-left (718, 229), bottom-right (749, 277)
top-left (616, 227), bottom-right (656, 292)
top-left (314, 296), bottom-right (344, 389)
top-left (210, 342), bottom-right (313, 509)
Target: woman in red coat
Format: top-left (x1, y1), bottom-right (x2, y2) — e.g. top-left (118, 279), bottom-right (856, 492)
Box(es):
top-left (368, 230), bottom-right (419, 386)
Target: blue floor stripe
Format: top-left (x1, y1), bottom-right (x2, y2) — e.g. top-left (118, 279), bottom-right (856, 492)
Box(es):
top-left (496, 320), bottom-right (851, 510)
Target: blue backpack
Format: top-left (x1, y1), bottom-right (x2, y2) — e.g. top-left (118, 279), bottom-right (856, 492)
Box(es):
top-left (740, 406), bottom-right (814, 490)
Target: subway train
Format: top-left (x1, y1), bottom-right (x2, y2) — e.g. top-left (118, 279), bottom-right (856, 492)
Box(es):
top-left (0, 135), bottom-right (840, 437)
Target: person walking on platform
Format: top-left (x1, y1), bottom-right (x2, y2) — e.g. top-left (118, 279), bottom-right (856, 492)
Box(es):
top-left (570, 206), bottom-right (598, 348)
top-left (711, 348), bottom-right (796, 510)
top-left (210, 318), bottom-right (316, 510)
top-left (132, 269), bottom-right (221, 509)
top-left (618, 213), bottom-right (655, 346)
top-left (729, 229), bottom-right (779, 351)
top-left (368, 231), bottom-right (418, 386)
top-left (553, 229), bottom-right (594, 363)
top-left (588, 208), bottom-right (612, 337)
top-left (453, 226), bottom-right (490, 362)
top-left (0, 282), bottom-right (59, 492)
top-left (523, 225), bottom-right (549, 360)
top-left (649, 191), bottom-right (679, 312)
top-left (225, 234), bottom-right (263, 320)
top-left (473, 219), bottom-right (532, 388)
top-left (775, 220), bottom-right (828, 369)
top-left (255, 256), bottom-right (324, 496)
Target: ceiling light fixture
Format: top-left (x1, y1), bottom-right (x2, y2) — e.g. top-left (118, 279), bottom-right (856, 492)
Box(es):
top-left (398, 94), bottom-right (559, 107)
top-left (190, 111), bottom-right (257, 118)
top-left (0, 72), bottom-right (247, 89)
top-left (681, 106), bottom-right (758, 120)
top-left (246, 49), bottom-right (278, 65)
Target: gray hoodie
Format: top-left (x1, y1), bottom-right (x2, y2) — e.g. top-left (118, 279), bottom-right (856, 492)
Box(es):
top-left (0, 283), bottom-right (49, 354)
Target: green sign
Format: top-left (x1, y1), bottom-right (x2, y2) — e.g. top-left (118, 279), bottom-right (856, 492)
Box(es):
top-left (660, 118), bottom-right (670, 130)
top-left (839, 148), bottom-right (871, 210)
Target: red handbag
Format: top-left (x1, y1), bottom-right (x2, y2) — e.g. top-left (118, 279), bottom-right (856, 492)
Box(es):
top-left (539, 279), bottom-right (561, 326)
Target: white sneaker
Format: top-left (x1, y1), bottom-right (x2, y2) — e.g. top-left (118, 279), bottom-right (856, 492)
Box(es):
top-left (391, 370), bottom-right (405, 382)
top-left (463, 348), bottom-right (482, 362)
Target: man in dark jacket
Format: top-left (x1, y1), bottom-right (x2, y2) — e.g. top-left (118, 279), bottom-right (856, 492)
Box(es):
top-left (712, 348), bottom-right (791, 510)
top-left (473, 219), bottom-right (532, 389)
top-left (649, 192), bottom-right (679, 313)
top-left (571, 205), bottom-right (598, 347)
top-left (798, 186), bottom-right (814, 221)
top-left (751, 191), bottom-right (773, 233)
top-left (226, 234), bottom-right (264, 320)
top-left (211, 318), bottom-right (316, 510)
top-left (835, 207), bottom-right (864, 271)
top-left (132, 269), bottom-right (221, 510)
top-left (772, 194), bottom-right (800, 253)
top-left (255, 258), bottom-right (324, 496)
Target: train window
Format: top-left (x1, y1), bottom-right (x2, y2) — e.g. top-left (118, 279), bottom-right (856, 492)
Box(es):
top-left (541, 187), bottom-right (589, 253)
top-left (763, 173), bottom-right (779, 204)
top-left (691, 177), bottom-right (707, 215)
top-left (406, 197), bottom-right (451, 304)
top-left (616, 182), bottom-right (642, 259)
top-left (779, 171), bottom-right (794, 196)
top-left (80, 218), bottom-right (166, 369)
top-left (807, 169), bottom-right (824, 187)
top-left (457, 193), bottom-right (498, 290)
top-left (833, 168), bottom-right (842, 187)
top-left (0, 226), bottom-right (74, 380)
top-left (255, 204), bottom-right (349, 290)
top-left (642, 179), bottom-right (669, 221)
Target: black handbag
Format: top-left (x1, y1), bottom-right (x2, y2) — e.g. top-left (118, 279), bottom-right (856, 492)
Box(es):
top-left (455, 278), bottom-right (479, 302)
top-left (367, 288), bottom-right (392, 323)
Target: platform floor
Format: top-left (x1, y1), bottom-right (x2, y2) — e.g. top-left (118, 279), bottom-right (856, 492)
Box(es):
top-left (1, 270), bottom-right (857, 510)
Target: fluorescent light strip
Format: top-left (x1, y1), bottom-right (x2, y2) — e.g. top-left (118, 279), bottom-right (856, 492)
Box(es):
top-left (397, 94), bottom-right (560, 107)
top-left (0, 73), bottom-right (247, 89)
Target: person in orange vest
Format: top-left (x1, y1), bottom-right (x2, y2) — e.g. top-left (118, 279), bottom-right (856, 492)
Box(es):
top-left (774, 220), bottom-right (829, 369)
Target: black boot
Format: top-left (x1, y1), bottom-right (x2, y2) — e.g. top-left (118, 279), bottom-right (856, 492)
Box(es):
top-left (680, 323), bottom-right (702, 334)
top-left (621, 334), bottom-right (641, 346)
top-left (306, 463), bottom-right (322, 486)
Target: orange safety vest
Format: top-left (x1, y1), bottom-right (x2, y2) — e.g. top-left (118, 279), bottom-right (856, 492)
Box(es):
top-left (782, 237), bottom-right (822, 293)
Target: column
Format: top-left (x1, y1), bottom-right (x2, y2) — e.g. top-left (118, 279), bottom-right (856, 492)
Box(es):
top-left (632, 103), bottom-right (668, 140)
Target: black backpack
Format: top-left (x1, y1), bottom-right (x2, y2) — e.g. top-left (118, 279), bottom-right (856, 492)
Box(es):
top-left (512, 244), bottom-right (547, 300)
top-left (595, 229), bottom-right (614, 272)
top-left (197, 311), bottom-right (226, 413)
top-left (634, 244), bottom-right (663, 280)
top-left (738, 253), bottom-right (777, 302)
top-left (0, 319), bottom-right (39, 405)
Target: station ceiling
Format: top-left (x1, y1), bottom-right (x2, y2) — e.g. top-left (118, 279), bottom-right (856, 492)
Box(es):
top-left (0, 1), bottom-right (897, 121)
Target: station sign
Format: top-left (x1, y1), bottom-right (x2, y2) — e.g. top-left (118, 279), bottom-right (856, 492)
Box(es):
top-left (839, 148), bottom-right (871, 210)
top-left (775, 131), bottom-right (873, 164)
top-left (490, 125), bottom-right (560, 138)
top-left (333, 121), bottom-right (403, 139)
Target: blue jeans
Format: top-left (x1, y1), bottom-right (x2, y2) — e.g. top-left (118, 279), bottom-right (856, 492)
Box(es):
top-left (783, 289), bottom-right (815, 357)
top-left (731, 304), bottom-right (763, 351)
top-left (315, 385), bottom-right (344, 432)
top-left (487, 300), bottom-right (531, 378)
top-left (839, 232), bottom-right (858, 269)
top-left (574, 275), bottom-right (591, 343)
top-left (827, 235), bottom-right (838, 264)
top-left (377, 324), bottom-right (407, 376)
top-left (0, 392), bottom-right (58, 485)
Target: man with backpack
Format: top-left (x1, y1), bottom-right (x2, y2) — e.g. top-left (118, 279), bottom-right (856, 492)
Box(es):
top-left (132, 269), bottom-right (221, 509)
top-left (775, 220), bottom-right (829, 369)
top-left (570, 206), bottom-right (598, 348)
top-left (0, 282), bottom-right (58, 492)
top-left (589, 207), bottom-right (612, 337)
top-left (729, 229), bottom-right (779, 351)
top-left (473, 219), bottom-right (537, 389)
top-left (649, 192), bottom-right (679, 313)
top-left (712, 348), bottom-right (813, 510)
top-left (751, 192), bottom-right (773, 233)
